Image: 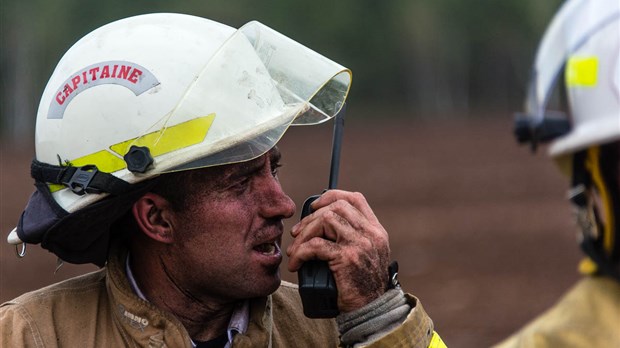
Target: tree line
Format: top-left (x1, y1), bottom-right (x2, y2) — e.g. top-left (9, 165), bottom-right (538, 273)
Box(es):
top-left (0, 0), bottom-right (562, 140)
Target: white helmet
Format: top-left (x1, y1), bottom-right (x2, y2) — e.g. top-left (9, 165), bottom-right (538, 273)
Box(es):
top-left (8, 13), bottom-right (351, 264)
top-left (516, 0), bottom-right (620, 156)
top-left (516, 0), bottom-right (620, 280)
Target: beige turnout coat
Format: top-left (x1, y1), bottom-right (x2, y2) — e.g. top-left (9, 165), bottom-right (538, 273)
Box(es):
top-left (494, 276), bottom-right (620, 348)
top-left (1, 248), bottom-right (437, 347)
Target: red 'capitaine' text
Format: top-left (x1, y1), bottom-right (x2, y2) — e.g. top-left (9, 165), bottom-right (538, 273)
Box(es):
top-left (55, 63), bottom-right (144, 105)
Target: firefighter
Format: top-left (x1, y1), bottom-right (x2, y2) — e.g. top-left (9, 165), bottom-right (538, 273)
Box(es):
top-left (0, 13), bottom-right (445, 347)
top-left (495, 0), bottom-right (620, 346)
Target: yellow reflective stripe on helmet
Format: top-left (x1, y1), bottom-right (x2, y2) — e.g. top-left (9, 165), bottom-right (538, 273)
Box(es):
top-left (428, 331), bottom-right (447, 348)
top-left (565, 56), bottom-right (599, 87)
top-left (48, 114), bottom-right (215, 194)
top-left (48, 183), bottom-right (65, 193)
top-left (110, 114), bottom-right (215, 158)
top-left (70, 150), bottom-right (127, 173)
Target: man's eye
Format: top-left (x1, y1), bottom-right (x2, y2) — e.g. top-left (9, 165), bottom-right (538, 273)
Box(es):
top-left (271, 163), bottom-right (282, 177)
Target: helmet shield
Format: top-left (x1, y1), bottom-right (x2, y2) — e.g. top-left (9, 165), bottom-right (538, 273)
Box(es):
top-left (124, 20), bottom-right (351, 175)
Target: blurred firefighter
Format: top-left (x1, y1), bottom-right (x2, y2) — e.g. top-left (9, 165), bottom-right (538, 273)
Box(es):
top-left (0, 13), bottom-right (446, 347)
top-left (495, 0), bottom-right (620, 346)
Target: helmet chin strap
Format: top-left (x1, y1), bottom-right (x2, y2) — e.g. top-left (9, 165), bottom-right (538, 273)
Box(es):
top-left (569, 144), bottom-right (620, 281)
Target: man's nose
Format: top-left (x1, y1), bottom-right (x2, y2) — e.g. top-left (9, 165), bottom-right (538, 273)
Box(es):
top-left (258, 176), bottom-right (296, 219)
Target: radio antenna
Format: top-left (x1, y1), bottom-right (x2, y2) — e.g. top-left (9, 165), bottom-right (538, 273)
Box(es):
top-left (328, 103), bottom-right (346, 190)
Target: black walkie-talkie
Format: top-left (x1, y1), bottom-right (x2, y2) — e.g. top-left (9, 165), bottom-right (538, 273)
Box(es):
top-left (298, 103), bottom-right (346, 318)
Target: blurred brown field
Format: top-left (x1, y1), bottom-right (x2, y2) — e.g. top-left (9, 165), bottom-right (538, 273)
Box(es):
top-left (0, 115), bottom-right (581, 347)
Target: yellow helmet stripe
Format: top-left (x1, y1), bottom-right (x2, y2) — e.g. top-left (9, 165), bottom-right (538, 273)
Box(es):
top-left (71, 149), bottom-right (127, 172)
top-left (48, 114), bottom-right (215, 193)
top-left (565, 56), bottom-right (599, 87)
top-left (110, 113), bottom-right (215, 158)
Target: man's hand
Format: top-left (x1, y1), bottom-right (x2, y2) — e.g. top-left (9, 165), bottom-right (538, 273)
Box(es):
top-left (286, 190), bottom-right (391, 313)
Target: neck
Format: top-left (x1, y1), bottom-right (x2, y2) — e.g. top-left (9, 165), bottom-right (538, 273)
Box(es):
top-left (129, 249), bottom-right (236, 341)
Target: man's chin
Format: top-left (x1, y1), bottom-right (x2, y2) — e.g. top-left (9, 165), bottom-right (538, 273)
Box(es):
top-left (262, 270), bottom-right (281, 295)
top-left (245, 277), bottom-right (281, 299)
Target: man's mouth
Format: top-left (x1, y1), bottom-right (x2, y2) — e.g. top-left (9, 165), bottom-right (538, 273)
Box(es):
top-left (254, 241), bottom-right (281, 256)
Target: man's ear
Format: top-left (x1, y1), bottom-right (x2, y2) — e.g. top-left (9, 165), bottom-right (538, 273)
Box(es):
top-left (132, 192), bottom-right (175, 244)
